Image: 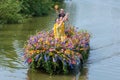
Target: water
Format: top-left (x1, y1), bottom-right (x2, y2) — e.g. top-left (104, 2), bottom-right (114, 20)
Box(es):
top-left (0, 0), bottom-right (120, 80)
top-left (69, 0), bottom-right (120, 80)
top-left (0, 16), bottom-right (56, 80)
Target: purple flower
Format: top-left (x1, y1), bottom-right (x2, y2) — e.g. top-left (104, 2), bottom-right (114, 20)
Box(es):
top-left (44, 55), bottom-right (47, 62)
top-left (35, 54), bottom-right (40, 61)
top-left (68, 61), bottom-right (73, 69)
top-left (63, 61), bottom-right (67, 65)
top-left (58, 56), bottom-right (62, 61)
top-left (53, 57), bottom-right (57, 62)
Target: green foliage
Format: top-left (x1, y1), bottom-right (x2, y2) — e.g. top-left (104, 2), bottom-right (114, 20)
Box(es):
top-left (0, 0), bottom-right (23, 24)
top-left (0, 0), bottom-right (64, 24)
top-left (20, 0), bottom-right (55, 16)
top-left (52, 0), bottom-right (64, 2)
top-left (20, 0), bottom-right (64, 17)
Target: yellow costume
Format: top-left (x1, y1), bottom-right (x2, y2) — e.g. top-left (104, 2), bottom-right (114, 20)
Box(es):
top-left (59, 22), bottom-right (66, 41)
top-left (53, 23), bottom-right (60, 39)
top-left (53, 22), bottom-right (66, 41)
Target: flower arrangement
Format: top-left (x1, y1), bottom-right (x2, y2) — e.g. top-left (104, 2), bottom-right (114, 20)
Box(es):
top-left (23, 26), bottom-right (90, 75)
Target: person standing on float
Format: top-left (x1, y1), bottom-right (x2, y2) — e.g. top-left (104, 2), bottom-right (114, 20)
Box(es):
top-left (58, 9), bottom-right (66, 18)
top-left (53, 13), bottom-right (68, 41)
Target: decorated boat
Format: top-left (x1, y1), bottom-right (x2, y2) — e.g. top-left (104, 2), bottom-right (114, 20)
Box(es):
top-left (23, 26), bottom-right (90, 75)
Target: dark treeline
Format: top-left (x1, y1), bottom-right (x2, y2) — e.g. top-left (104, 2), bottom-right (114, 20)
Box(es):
top-left (0, 0), bottom-right (64, 24)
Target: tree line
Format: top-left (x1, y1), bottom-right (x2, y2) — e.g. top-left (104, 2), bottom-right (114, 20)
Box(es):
top-left (0, 0), bottom-right (64, 24)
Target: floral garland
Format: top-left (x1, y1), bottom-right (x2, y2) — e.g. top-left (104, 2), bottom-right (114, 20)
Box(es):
top-left (23, 27), bottom-right (90, 74)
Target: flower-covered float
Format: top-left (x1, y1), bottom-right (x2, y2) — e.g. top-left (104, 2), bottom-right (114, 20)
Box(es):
top-left (23, 26), bottom-right (90, 75)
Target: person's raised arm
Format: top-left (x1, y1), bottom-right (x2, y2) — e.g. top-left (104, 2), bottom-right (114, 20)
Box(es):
top-left (58, 13), bottom-right (69, 27)
top-left (63, 13), bottom-right (69, 21)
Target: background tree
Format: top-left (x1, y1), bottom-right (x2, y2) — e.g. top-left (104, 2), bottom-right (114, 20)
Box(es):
top-left (0, 0), bottom-right (64, 24)
top-left (0, 0), bottom-right (23, 24)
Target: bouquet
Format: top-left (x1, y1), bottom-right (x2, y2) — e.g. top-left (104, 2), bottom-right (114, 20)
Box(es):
top-left (23, 27), bottom-right (90, 74)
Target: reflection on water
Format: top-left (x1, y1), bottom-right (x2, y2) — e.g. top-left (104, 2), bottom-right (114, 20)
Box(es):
top-left (0, 16), bottom-right (55, 80)
top-left (27, 69), bottom-right (73, 80)
top-left (27, 68), bottom-right (87, 80)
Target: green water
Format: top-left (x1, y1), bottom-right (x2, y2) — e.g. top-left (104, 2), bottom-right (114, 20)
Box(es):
top-left (0, 15), bottom-right (62, 80)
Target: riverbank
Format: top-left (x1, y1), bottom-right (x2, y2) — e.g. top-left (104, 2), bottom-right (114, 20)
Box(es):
top-left (0, 0), bottom-right (64, 24)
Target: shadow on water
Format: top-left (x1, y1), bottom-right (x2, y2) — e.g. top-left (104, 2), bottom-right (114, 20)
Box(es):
top-left (0, 15), bottom-right (56, 80)
top-left (26, 67), bottom-right (88, 80)
top-left (27, 69), bottom-right (73, 80)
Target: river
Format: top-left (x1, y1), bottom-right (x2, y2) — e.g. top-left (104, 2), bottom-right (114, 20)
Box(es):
top-left (71, 0), bottom-right (120, 80)
top-left (0, 0), bottom-right (120, 80)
